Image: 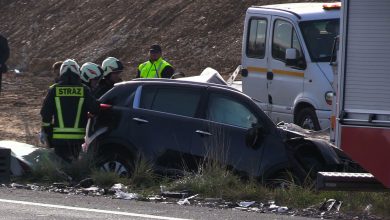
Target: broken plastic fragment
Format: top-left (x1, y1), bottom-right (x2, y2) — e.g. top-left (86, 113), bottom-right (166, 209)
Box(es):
top-left (111, 183), bottom-right (127, 191)
top-left (114, 190), bottom-right (139, 200)
top-left (177, 198), bottom-right (190, 206)
top-left (277, 206), bottom-right (288, 213)
top-left (238, 201), bottom-right (256, 208)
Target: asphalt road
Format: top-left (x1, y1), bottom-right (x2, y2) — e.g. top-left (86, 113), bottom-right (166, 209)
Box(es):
top-left (0, 187), bottom-right (318, 220)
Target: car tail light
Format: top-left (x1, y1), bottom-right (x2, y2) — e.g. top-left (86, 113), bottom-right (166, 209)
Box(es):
top-left (100, 103), bottom-right (112, 110)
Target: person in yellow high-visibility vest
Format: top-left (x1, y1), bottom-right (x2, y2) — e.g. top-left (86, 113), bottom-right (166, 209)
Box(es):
top-left (40, 59), bottom-right (99, 163)
top-left (136, 44), bottom-right (174, 78)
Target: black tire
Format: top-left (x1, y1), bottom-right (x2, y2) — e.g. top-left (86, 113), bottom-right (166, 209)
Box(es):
top-left (264, 170), bottom-right (299, 188)
top-left (295, 150), bottom-right (325, 184)
top-left (97, 150), bottom-right (134, 177)
top-left (296, 107), bottom-right (321, 131)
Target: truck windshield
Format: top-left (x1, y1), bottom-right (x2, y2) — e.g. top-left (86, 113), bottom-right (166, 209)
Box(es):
top-left (299, 19), bottom-right (339, 62)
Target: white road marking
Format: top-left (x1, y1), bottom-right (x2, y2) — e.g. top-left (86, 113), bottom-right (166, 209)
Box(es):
top-left (0, 198), bottom-right (191, 220)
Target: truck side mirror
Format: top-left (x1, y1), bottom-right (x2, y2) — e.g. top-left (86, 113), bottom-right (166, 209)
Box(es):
top-left (285, 48), bottom-right (298, 66)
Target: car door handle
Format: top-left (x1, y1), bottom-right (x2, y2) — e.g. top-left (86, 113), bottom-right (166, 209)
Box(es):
top-left (195, 130), bottom-right (212, 136)
top-left (266, 71), bottom-right (273, 80)
top-left (132, 118), bottom-right (149, 123)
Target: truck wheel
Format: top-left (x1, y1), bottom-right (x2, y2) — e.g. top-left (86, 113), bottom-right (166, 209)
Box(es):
top-left (296, 107), bottom-right (321, 131)
top-left (97, 151), bottom-right (134, 177)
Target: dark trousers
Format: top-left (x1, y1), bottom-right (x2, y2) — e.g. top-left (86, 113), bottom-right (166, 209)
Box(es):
top-left (52, 140), bottom-right (83, 163)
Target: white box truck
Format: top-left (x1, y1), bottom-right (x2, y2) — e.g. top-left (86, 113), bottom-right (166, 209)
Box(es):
top-left (318, 0), bottom-right (390, 190)
top-left (240, 3), bottom-right (340, 131)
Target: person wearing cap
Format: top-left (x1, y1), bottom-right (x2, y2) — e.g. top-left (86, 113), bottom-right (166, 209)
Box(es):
top-left (136, 44), bottom-right (174, 78)
top-left (94, 57), bottom-right (123, 98)
top-left (40, 59), bottom-right (99, 163)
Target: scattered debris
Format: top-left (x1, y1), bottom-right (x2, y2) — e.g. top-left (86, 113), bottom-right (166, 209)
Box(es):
top-left (111, 183), bottom-right (127, 191)
top-left (237, 201), bottom-right (255, 208)
top-left (0, 183), bottom-right (384, 219)
top-left (114, 190), bottom-right (140, 200)
top-left (77, 178), bottom-right (94, 188)
top-left (177, 198), bottom-right (190, 206)
top-left (364, 204), bottom-right (373, 215)
top-left (177, 194), bottom-right (198, 206)
top-left (277, 206), bottom-right (289, 213)
top-left (147, 195), bottom-right (165, 202)
top-left (320, 198), bottom-right (342, 212)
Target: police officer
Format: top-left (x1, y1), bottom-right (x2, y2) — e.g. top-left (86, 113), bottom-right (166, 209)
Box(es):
top-left (136, 44), bottom-right (174, 78)
top-left (0, 33), bottom-right (10, 94)
top-left (40, 59), bottom-right (99, 163)
top-left (94, 57), bottom-right (123, 98)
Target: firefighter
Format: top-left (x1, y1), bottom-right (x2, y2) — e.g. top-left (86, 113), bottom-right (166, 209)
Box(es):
top-left (94, 57), bottom-right (123, 98)
top-left (136, 44), bottom-right (174, 78)
top-left (40, 59), bottom-right (99, 163)
top-left (80, 62), bottom-right (104, 94)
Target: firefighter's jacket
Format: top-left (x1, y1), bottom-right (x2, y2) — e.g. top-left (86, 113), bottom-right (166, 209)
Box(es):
top-left (40, 81), bottom-right (99, 143)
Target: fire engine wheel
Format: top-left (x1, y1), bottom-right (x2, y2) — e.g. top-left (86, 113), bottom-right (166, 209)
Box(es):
top-left (97, 151), bottom-right (134, 177)
top-left (296, 107), bottom-right (321, 131)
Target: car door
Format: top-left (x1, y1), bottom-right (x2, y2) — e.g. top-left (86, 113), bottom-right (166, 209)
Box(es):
top-left (191, 87), bottom-right (289, 177)
top-left (241, 15), bottom-right (271, 115)
top-left (129, 84), bottom-right (204, 171)
top-left (268, 17), bottom-right (306, 123)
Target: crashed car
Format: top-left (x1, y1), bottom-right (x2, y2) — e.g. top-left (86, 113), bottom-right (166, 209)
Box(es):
top-left (84, 78), bottom-right (347, 183)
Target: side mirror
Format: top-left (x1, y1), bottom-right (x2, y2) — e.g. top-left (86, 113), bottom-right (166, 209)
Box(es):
top-left (245, 124), bottom-right (264, 149)
top-left (285, 48), bottom-right (298, 66)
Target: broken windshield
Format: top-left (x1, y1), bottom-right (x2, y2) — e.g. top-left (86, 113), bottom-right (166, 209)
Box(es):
top-left (299, 19), bottom-right (339, 62)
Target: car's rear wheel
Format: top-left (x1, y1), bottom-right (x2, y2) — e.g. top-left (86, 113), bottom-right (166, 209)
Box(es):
top-left (296, 107), bottom-right (321, 131)
top-left (97, 149), bottom-right (134, 177)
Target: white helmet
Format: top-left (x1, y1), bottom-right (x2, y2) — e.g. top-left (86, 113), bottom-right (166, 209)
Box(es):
top-left (102, 57), bottom-right (123, 77)
top-left (60, 59), bottom-right (80, 76)
top-left (80, 62), bottom-right (103, 83)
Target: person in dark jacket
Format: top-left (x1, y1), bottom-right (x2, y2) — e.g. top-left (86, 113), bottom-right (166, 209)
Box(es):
top-left (0, 33), bottom-right (10, 94)
top-left (136, 44), bottom-right (174, 79)
top-left (40, 59), bottom-right (99, 163)
top-left (94, 57), bottom-right (123, 99)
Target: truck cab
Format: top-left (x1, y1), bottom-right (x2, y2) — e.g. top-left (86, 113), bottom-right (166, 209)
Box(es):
top-left (241, 3), bottom-right (340, 130)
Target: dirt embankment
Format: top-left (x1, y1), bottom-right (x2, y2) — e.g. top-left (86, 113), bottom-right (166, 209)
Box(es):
top-left (0, 0), bottom-right (311, 143)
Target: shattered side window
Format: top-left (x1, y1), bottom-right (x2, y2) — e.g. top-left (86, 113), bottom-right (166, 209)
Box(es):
top-left (206, 93), bottom-right (258, 129)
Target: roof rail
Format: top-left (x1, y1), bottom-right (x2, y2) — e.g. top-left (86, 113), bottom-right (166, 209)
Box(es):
top-left (252, 6), bottom-right (301, 19)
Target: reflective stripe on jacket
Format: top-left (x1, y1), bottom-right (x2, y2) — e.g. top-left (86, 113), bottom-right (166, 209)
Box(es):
top-left (138, 57), bottom-right (172, 78)
top-left (52, 86), bottom-right (86, 140)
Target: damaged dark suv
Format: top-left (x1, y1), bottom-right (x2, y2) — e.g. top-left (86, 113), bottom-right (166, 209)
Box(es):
top-left (85, 78), bottom-right (347, 183)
